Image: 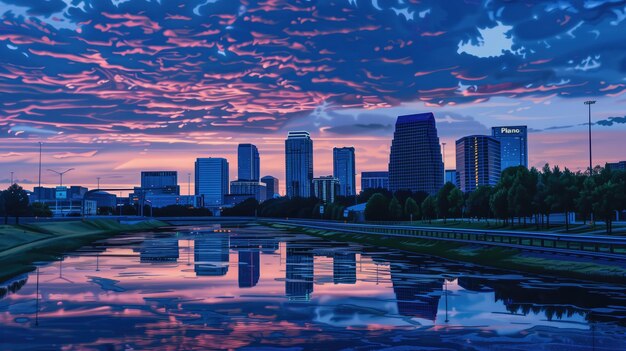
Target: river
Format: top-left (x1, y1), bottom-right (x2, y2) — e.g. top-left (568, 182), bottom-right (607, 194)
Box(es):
top-left (1, 224), bottom-right (625, 350)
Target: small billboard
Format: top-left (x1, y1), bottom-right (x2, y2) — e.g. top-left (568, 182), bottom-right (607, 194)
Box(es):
top-left (55, 186), bottom-right (67, 200)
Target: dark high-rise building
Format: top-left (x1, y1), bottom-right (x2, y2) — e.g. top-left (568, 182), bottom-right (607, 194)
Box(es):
top-left (195, 158), bottom-right (229, 206)
top-left (238, 144), bottom-right (260, 181)
top-left (388, 113), bottom-right (444, 195)
top-left (141, 171), bottom-right (179, 194)
top-left (361, 171), bottom-right (389, 191)
top-left (333, 147), bottom-right (356, 196)
top-left (238, 250), bottom-right (260, 288)
top-left (455, 135), bottom-right (501, 193)
top-left (491, 126), bottom-right (528, 170)
top-left (261, 175), bottom-right (279, 199)
top-left (285, 131), bottom-right (313, 198)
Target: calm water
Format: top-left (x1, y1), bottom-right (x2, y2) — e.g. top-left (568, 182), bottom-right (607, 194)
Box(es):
top-left (1, 225), bottom-right (626, 350)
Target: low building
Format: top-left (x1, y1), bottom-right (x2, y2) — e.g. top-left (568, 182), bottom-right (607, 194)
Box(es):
top-left (607, 161), bottom-right (626, 171)
top-left (230, 180), bottom-right (267, 202)
top-left (361, 171), bottom-right (389, 191)
top-left (312, 176), bottom-right (340, 203)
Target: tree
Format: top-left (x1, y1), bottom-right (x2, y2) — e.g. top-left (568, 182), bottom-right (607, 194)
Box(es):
top-left (436, 182), bottom-right (455, 223)
top-left (421, 195), bottom-right (436, 224)
top-left (31, 202), bottom-right (52, 217)
top-left (448, 188), bottom-right (464, 220)
top-left (466, 186), bottom-right (492, 222)
top-left (592, 181), bottom-right (620, 233)
top-left (222, 198), bottom-right (259, 216)
top-left (388, 196), bottom-right (402, 220)
top-left (404, 197), bottom-right (420, 221)
top-left (0, 191), bottom-right (5, 224)
top-left (559, 169), bottom-right (579, 231)
top-left (490, 188), bottom-right (508, 225)
top-left (3, 184), bottom-right (29, 224)
top-left (364, 193), bottom-right (389, 221)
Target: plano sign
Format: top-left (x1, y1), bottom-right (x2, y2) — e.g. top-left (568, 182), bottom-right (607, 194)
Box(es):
top-left (500, 127), bottom-right (522, 134)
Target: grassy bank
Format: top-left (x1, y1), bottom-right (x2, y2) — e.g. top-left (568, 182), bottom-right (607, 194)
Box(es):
top-left (271, 223), bottom-right (626, 284)
top-left (0, 219), bottom-right (168, 282)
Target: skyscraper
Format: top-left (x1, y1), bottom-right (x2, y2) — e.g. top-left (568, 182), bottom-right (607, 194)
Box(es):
top-left (388, 113), bottom-right (444, 195)
top-left (238, 144), bottom-right (260, 181)
top-left (333, 147), bottom-right (356, 196)
top-left (361, 171), bottom-right (389, 191)
top-left (195, 158), bottom-right (229, 206)
top-left (261, 175), bottom-right (279, 199)
top-left (491, 126), bottom-right (528, 170)
top-left (455, 135), bottom-right (501, 193)
top-left (285, 131), bottom-right (313, 198)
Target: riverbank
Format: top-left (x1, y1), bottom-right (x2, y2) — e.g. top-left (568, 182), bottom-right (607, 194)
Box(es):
top-left (0, 219), bottom-right (168, 282)
top-left (270, 223), bottom-right (626, 284)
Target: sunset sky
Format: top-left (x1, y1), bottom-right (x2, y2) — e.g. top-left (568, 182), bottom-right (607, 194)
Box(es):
top-left (1, 0), bottom-right (625, 195)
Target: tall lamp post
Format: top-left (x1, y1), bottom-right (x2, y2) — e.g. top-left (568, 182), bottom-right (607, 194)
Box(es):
top-left (584, 100), bottom-right (596, 175)
top-left (47, 168), bottom-right (75, 217)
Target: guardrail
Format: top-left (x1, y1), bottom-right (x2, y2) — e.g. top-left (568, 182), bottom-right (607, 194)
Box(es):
top-left (265, 219), bottom-right (626, 260)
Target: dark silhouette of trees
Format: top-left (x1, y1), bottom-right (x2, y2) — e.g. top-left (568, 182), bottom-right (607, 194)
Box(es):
top-left (2, 184), bottom-right (29, 224)
top-left (364, 193), bottom-right (389, 221)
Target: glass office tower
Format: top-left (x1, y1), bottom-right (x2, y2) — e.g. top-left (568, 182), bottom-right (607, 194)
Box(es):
top-left (388, 113), bottom-right (444, 195)
top-left (491, 126), bottom-right (528, 170)
top-left (455, 135), bottom-right (501, 192)
top-left (333, 147), bottom-right (356, 196)
top-left (261, 175), bottom-right (279, 199)
top-left (141, 171), bottom-right (179, 194)
top-left (238, 144), bottom-right (260, 181)
top-left (195, 158), bottom-right (229, 206)
top-left (285, 131), bottom-right (313, 198)
top-left (361, 171), bottom-right (389, 191)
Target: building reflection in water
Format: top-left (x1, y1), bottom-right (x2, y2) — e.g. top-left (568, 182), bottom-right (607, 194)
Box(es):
top-left (194, 233), bottom-right (230, 276)
top-left (139, 237), bottom-right (179, 262)
top-left (333, 252), bottom-right (356, 285)
top-left (238, 250), bottom-right (260, 288)
top-left (389, 263), bottom-right (443, 321)
top-left (285, 243), bottom-right (314, 301)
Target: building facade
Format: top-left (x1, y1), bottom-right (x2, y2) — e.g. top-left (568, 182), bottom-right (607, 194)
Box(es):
top-left (445, 170), bottom-right (458, 187)
top-left (195, 158), bottom-right (229, 206)
top-left (285, 131), bottom-right (313, 198)
top-left (230, 180), bottom-right (267, 203)
top-left (361, 171), bottom-right (389, 191)
top-left (491, 126), bottom-right (528, 170)
top-left (260, 175), bottom-right (279, 199)
top-left (388, 113), bottom-right (444, 195)
top-left (312, 176), bottom-right (340, 203)
top-left (141, 171), bottom-right (180, 195)
top-left (607, 161), bottom-right (626, 171)
top-left (333, 147), bottom-right (356, 196)
top-left (238, 144), bottom-right (260, 181)
top-left (455, 135), bottom-right (501, 193)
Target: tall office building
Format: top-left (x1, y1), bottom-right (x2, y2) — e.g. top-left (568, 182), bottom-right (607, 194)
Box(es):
top-left (261, 175), bottom-right (279, 199)
top-left (455, 135), bottom-right (501, 193)
top-left (194, 233), bottom-right (229, 276)
top-left (238, 144), bottom-right (260, 181)
top-left (195, 158), bottom-right (229, 206)
top-left (491, 126), bottom-right (528, 170)
top-left (285, 131), bottom-right (313, 198)
top-left (333, 147), bottom-right (356, 196)
top-left (445, 170), bottom-right (458, 187)
top-left (388, 113), bottom-right (444, 195)
top-left (141, 171), bottom-right (179, 194)
top-left (361, 171), bottom-right (389, 191)
top-left (312, 176), bottom-right (340, 203)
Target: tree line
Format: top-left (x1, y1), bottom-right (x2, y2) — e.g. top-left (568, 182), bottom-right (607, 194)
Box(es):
top-left (363, 165), bottom-right (626, 233)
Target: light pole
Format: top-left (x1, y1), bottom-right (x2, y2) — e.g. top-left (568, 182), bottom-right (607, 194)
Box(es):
top-left (97, 177), bottom-right (101, 190)
top-left (584, 100), bottom-right (596, 175)
top-left (187, 172), bottom-right (191, 205)
top-left (10, 171), bottom-right (14, 185)
top-left (38, 142), bottom-right (42, 199)
top-left (47, 168), bottom-right (74, 187)
top-left (47, 168), bottom-right (74, 217)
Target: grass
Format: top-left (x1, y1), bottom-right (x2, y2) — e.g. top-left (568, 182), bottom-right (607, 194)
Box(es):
top-left (271, 223), bottom-right (626, 284)
top-left (0, 219), bottom-right (168, 282)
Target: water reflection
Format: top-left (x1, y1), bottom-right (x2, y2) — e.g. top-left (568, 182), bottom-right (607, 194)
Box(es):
top-left (1, 225), bottom-right (626, 350)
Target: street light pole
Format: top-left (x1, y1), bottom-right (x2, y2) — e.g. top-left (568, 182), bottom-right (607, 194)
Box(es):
top-left (38, 142), bottom-right (42, 199)
top-left (97, 177), bottom-right (101, 190)
top-left (47, 168), bottom-right (75, 217)
top-left (584, 100), bottom-right (596, 175)
top-left (10, 171), bottom-right (14, 185)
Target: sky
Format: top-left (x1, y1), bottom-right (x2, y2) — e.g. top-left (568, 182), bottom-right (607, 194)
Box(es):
top-left (1, 0), bottom-right (625, 195)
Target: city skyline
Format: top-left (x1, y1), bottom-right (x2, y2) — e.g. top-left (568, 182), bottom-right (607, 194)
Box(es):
top-left (2, 1), bottom-right (626, 195)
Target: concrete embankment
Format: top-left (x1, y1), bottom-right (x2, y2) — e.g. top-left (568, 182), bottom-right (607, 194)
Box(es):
top-left (0, 219), bottom-right (168, 282)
